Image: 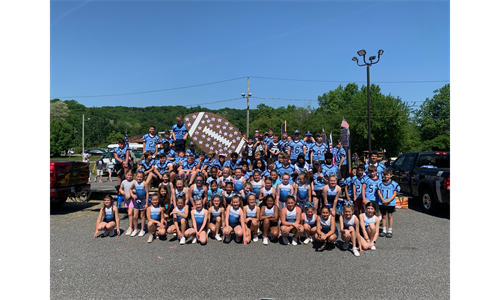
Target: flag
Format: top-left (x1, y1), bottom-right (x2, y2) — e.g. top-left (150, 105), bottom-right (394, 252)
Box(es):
top-left (281, 121), bottom-right (286, 135)
top-left (125, 131), bottom-right (129, 147)
top-left (329, 132), bottom-right (334, 152)
top-left (341, 118), bottom-right (349, 129)
top-left (322, 126), bottom-right (327, 145)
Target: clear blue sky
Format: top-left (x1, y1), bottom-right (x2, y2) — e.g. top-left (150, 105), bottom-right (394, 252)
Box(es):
top-left (50, 0), bottom-right (450, 112)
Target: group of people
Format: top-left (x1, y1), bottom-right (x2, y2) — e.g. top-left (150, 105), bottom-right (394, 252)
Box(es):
top-left (94, 120), bottom-right (400, 257)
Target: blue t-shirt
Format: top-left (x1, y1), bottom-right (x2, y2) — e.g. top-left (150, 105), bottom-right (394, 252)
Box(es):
top-left (377, 180), bottom-right (400, 206)
top-left (288, 140), bottom-right (306, 160)
top-left (277, 164), bottom-right (295, 179)
top-left (172, 123), bottom-right (188, 140)
top-left (142, 134), bottom-right (159, 152)
top-left (352, 175), bottom-right (365, 199)
top-left (113, 146), bottom-right (130, 164)
top-left (365, 163), bottom-right (386, 180)
top-left (333, 147), bottom-right (347, 166)
top-left (361, 176), bottom-right (382, 201)
top-left (311, 143), bottom-right (328, 161)
top-left (321, 163), bottom-right (339, 178)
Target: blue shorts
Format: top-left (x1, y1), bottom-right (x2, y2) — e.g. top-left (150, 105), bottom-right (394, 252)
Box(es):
top-left (320, 225), bottom-right (338, 236)
top-left (228, 222), bottom-right (240, 228)
top-left (133, 199), bottom-right (146, 210)
top-left (195, 222), bottom-right (206, 231)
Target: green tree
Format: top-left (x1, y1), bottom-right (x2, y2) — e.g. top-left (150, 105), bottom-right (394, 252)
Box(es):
top-left (50, 119), bottom-right (73, 156)
top-left (415, 84), bottom-right (450, 151)
top-left (50, 100), bottom-right (70, 120)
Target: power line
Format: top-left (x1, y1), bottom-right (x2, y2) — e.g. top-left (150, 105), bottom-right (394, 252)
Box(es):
top-left (51, 76), bottom-right (449, 99)
top-left (253, 96), bottom-right (429, 103)
top-left (51, 77), bottom-right (247, 99)
top-left (184, 97), bottom-right (243, 107)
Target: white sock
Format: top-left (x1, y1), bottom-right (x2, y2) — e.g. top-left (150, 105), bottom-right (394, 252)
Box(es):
top-left (388, 228), bottom-right (392, 233)
top-left (383, 227), bottom-right (387, 233)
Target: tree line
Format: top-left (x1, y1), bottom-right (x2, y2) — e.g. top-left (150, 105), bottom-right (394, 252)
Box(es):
top-left (50, 83), bottom-right (450, 158)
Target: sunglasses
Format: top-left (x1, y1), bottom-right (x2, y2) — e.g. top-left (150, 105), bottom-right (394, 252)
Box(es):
top-left (195, 180), bottom-right (203, 183)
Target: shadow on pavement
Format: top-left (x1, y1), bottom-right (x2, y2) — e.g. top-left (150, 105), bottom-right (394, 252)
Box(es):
top-left (408, 197), bottom-right (450, 220)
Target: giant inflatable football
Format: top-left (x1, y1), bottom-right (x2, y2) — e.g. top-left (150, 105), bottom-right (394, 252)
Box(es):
top-left (184, 112), bottom-right (246, 156)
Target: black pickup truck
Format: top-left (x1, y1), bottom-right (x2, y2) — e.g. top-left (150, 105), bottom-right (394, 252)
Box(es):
top-left (387, 151), bottom-right (450, 214)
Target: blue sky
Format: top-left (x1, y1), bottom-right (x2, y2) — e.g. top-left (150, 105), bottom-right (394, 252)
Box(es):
top-left (50, 0), bottom-right (450, 111)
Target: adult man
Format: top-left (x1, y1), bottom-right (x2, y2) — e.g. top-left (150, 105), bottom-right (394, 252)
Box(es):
top-left (365, 150), bottom-right (386, 179)
top-left (172, 116), bottom-right (188, 152)
top-left (333, 139), bottom-right (348, 180)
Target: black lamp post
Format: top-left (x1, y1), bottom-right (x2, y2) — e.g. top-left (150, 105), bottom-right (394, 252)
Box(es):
top-left (352, 49), bottom-right (384, 152)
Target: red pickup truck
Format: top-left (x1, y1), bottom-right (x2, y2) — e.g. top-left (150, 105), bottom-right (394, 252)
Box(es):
top-left (50, 161), bottom-right (91, 207)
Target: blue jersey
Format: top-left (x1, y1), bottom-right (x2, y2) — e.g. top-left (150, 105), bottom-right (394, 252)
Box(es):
top-left (352, 175), bottom-right (365, 198)
top-left (311, 143), bottom-right (328, 161)
top-left (181, 160), bottom-right (197, 170)
top-left (277, 164), bottom-right (295, 179)
top-left (160, 137), bottom-right (174, 146)
top-left (113, 146), bottom-right (130, 164)
top-left (155, 160), bottom-right (170, 175)
top-left (142, 134), bottom-right (159, 152)
top-left (312, 173), bottom-right (326, 191)
top-left (278, 183), bottom-right (294, 203)
top-left (236, 158), bottom-right (252, 167)
top-left (224, 160), bottom-right (240, 171)
top-left (207, 158), bottom-right (221, 170)
top-left (195, 158), bottom-right (209, 170)
top-left (303, 139), bottom-right (315, 155)
top-left (288, 140), bottom-right (306, 160)
top-left (279, 139), bottom-right (289, 153)
top-left (365, 163), bottom-right (386, 180)
top-left (361, 176), bottom-right (382, 201)
top-left (267, 142), bottom-right (282, 161)
top-left (172, 123), bottom-right (188, 140)
top-left (186, 148), bottom-right (197, 158)
top-left (344, 176), bottom-right (355, 198)
top-left (377, 180), bottom-right (400, 206)
top-left (173, 155), bottom-right (187, 165)
top-left (159, 148), bottom-right (176, 159)
top-left (333, 147), bottom-right (347, 166)
top-left (321, 163), bottom-right (339, 178)
top-left (206, 177), bottom-right (221, 187)
top-left (140, 159), bottom-right (155, 172)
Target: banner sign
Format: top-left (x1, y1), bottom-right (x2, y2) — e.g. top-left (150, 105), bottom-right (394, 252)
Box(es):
top-left (341, 128), bottom-right (349, 146)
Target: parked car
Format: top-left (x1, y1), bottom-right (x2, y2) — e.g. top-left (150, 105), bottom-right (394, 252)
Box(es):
top-left (50, 161), bottom-right (91, 207)
top-left (386, 151), bottom-right (450, 214)
top-left (89, 148), bottom-right (105, 155)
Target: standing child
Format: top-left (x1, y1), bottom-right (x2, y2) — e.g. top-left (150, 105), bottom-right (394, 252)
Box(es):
top-left (243, 194), bottom-right (261, 243)
top-left (322, 176), bottom-right (341, 217)
top-left (167, 196), bottom-right (190, 245)
top-left (310, 160), bottom-right (326, 211)
top-left (259, 177), bottom-right (276, 207)
top-left (188, 175), bottom-right (208, 208)
top-left (353, 165), bottom-right (366, 215)
top-left (171, 178), bottom-right (189, 210)
top-left (222, 195), bottom-right (248, 244)
top-left (208, 195), bottom-right (225, 241)
top-left (158, 184), bottom-right (171, 217)
top-left (184, 198), bottom-right (209, 245)
top-left (94, 195), bottom-right (120, 237)
top-left (269, 170), bottom-right (282, 191)
top-left (315, 205), bottom-right (338, 250)
top-left (106, 158), bottom-right (114, 182)
top-left (207, 180), bottom-right (223, 207)
top-left (344, 168), bottom-right (357, 209)
top-left (276, 173), bottom-right (295, 211)
top-left (233, 168), bottom-right (246, 194)
top-left (146, 194), bottom-right (166, 243)
top-left (260, 195), bottom-right (280, 245)
top-left (295, 172), bottom-right (312, 210)
top-left (339, 204), bottom-right (360, 256)
top-left (118, 169), bottom-right (136, 235)
top-left (361, 165), bottom-right (383, 221)
top-left (129, 171), bottom-right (149, 237)
top-left (376, 169), bottom-right (400, 238)
top-left (301, 203), bottom-right (317, 244)
top-left (248, 170), bottom-right (265, 199)
top-left (279, 196), bottom-right (304, 246)
top-left (358, 202), bottom-right (380, 252)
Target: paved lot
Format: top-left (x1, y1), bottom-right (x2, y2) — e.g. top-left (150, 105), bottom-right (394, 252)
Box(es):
top-left (51, 182), bottom-right (450, 300)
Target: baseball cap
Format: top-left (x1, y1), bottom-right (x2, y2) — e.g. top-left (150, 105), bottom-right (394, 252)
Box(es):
top-left (305, 130), bottom-right (312, 136)
top-left (313, 159), bottom-right (321, 165)
top-left (189, 142), bottom-right (195, 146)
top-left (219, 153), bottom-right (227, 157)
top-left (294, 129), bottom-right (300, 134)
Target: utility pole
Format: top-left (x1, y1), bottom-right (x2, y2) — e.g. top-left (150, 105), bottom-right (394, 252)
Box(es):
top-left (82, 114), bottom-right (85, 162)
top-left (242, 77), bottom-right (252, 138)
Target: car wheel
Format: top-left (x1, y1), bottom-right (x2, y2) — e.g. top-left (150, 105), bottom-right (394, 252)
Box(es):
top-left (420, 188), bottom-right (438, 214)
top-left (50, 197), bottom-right (67, 208)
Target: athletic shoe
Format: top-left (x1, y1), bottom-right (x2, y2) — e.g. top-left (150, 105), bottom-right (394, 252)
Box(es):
top-left (253, 234), bottom-right (258, 242)
top-left (291, 237), bottom-right (298, 246)
top-left (131, 229), bottom-right (139, 237)
top-left (282, 236), bottom-right (289, 245)
top-left (173, 232), bottom-right (177, 237)
top-left (371, 245), bottom-right (377, 251)
top-left (108, 230), bottom-right (116, 237)
top-left (125, 228), bottom-right (133, 235)
top-left (102, 230), bottom-right (109, 237)
top-left (263, 237), bottom-right (269, 245)
top-left (303, 238), bottom-right (311, 245)
top-left (310, 237), bottom-right (315, 243)
top-left (225, 235), bottom-right (231, 243)
top-left (147, 235), bottom-right (154, 243)
top-left (138, 230), bottom-right (146, 237)
top-left (379, 232), bottom-right (386, 237)
top-left (257, 228), bottom-right (262, 235)
top-left (353, 247), bottom-right (360, 257)
top-left (192, 237), bottom-right (197, 244)
top-left (180, 237), bottom-right (186, 245)
top-left (207, 229), bottom-right (211, 236)
top-left (235, 235), bottom-right (242, 243)
top-left (386, 232), bottom-right (393, 238)
top-left (215, 234), bottom-right (222, 241)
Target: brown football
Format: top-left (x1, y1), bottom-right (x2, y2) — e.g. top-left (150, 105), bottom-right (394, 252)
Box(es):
top-left (184, 112), bottom-right (246, 156)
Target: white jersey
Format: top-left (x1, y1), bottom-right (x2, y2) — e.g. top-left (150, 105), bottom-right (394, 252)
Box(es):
top-left (246, 206), bottom-right (257, 218)
top-left (285, 207), bottom-right (298, 222)
top-left (320, 215), bottom-right (332, 229)
top-left (363, 213), bottom-right (378, 227)
top-left (303, 214), bottom-right (316, 226)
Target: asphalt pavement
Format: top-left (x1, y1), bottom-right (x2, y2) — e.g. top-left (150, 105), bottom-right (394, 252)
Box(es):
top-left (51, 180), bottom-right (450, 300)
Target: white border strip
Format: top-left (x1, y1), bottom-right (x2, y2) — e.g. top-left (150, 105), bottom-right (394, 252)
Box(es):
top-left (235, 138), bottom-right (246, 154)
top-left (188, 112), bottom-right (205, 137)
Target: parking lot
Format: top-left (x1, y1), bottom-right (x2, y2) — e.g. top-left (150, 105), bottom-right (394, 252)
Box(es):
top-left (50, 180), bottom-right (450, 300)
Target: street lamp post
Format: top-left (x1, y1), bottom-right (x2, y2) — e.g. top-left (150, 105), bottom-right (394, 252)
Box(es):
top-left (352, 49), bottom-right (384, 152)
top-left (241, 77), bottom-right (252, 138)
top-left (82, 114), bottom-right (90, 162)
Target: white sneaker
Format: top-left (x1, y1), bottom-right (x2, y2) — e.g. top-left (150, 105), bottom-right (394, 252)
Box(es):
top-left (180, 237), bottom-right (186, 245)
top-left (173, 232), bottom-right (177, 237)
top-left (207, 229), bottom-right (211, 236)
top-left (371, 245), bottom-right (377, 251)
top-left (303, 238), bottom-right (311, 245)
top-left (291, 237), bottom-right (298, 246)
top-left (263, 237), bottom-right (269, 245)
top-left (125, 228), bottom-right (133, 235)
top-left (252, 234), bottom-right (258, 242)
top-left (147, 235), bottom-right (153, 243)
top-left (353, 247), bottom-right (360, 257)
top-left (138, 230), bottom-right (146, 237)
top-left (282, 236), bottom-right (289, 245)
top-left (215, 234), bottom-right (222, 241)
top-left (192, 237), bottom-right (197, 244)
top-left (225, 235), bottom-right (231, 243)
top-left (131, 229), bottom-right (139, 237)
top-left (257, 228), bottom-right (262, 235)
